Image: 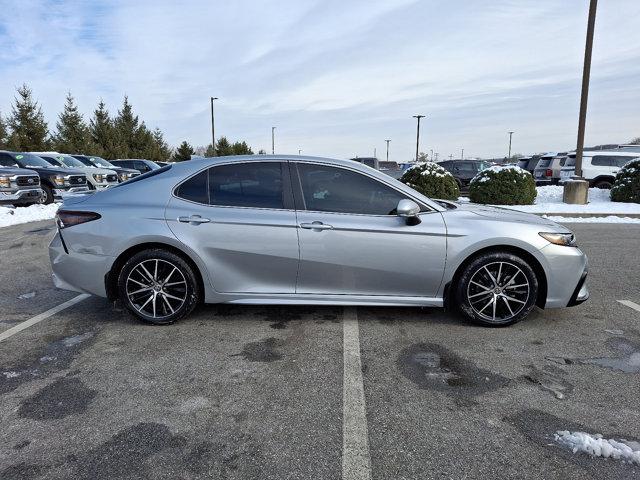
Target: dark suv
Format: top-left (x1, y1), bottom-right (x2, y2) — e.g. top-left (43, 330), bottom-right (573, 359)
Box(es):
top-left (437, 160), bottom-right (492, 188)
top-left (111, 159), bottom-right (160, 174)
top-left (0, 151), bottom-right (88, 204)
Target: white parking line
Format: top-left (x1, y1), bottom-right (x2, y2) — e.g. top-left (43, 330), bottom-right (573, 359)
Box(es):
top-left (0, 294), bottom-right (90, 343)
top-left (618, 300), bottom-right (640, 313)
top-left (342, 307), bottom-right (372, 480)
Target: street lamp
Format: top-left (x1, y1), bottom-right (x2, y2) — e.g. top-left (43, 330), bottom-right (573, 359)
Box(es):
top-left (385, 139), bottom-right (391, 163)
top-left (298, 149), bottom-right (302, 155)
top-left (565, 0), bottom-right (598, 205)
top-left (210, 97), bottom-right (218, 156)
top-left (413, 115), bottom-right (425, 162)
top-left (507, 131), bottom-right (514, 159)
top-left (271, 126), bottom-right (276, 154)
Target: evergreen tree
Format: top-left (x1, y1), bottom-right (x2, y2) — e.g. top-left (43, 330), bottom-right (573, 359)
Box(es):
top-left (53, 92), bottom-right (90, 153)
top-left (147, 127), bottom-right (172, 161)
top-left (90, 100), bottom-right (117, 159)
top-left (630, 137), bottom-right (640, 145)
top-left (7, 84), bottom-right (49, 151)
top-left (204, 143), bottom-right (216, 157)
top-left (231, 141), bottom-right (253, 155)
top-left (172, 141), bottom-right (195, 162)
top-left (113, 95), bottom-right (140, 158)
top-left (0, 111), bottom-right (7, 149)
top-left (215, 136), bottom-right (233, 156)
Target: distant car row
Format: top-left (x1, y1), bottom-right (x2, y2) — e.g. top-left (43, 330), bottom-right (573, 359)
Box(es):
top-left (0, 150), bottom-right (164, 206)
top-left (518, 149), bottom-right (640, 189)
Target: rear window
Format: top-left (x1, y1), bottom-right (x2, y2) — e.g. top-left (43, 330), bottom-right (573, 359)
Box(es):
top-left (565, 157), bottom-right (576, 167)
top-left (537, 159), bottom-right (551, 168)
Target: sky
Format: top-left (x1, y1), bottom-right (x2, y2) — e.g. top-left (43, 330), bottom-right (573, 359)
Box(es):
top-left (0, 0), bottom-right (638, 161)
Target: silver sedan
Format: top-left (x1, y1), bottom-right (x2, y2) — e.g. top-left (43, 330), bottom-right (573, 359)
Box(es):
top-left (49, 155), bottom-right (588, 326)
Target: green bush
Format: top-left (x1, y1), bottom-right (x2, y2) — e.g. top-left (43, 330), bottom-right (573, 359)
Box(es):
top-left (400, 162), bottom-right (459, 200)
top-left (469, 166), bottom-right (536, 205)
top-left (611, 158), bottom-right (640, 203)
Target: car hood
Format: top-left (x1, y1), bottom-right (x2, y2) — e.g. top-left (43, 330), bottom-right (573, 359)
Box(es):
top-left (0, 167), bottom-right (38, 176)
top-left (447, 201), bottom-right (564, 228)
top-left (25, 166), bottom-right (86, 176)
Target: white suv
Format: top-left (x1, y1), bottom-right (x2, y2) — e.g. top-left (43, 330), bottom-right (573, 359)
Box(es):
top-left (32, 152), bottom-right (119, 191)
top-left (559, 151), bottom-right (640, 189)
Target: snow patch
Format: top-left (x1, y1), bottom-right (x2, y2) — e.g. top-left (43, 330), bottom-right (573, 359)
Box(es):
top-left (555, 430), bottom-right (640, 465)
top-left (545, 216), bottom-right (640, 224)
top-left (0, 204), bottom-right (60, 228)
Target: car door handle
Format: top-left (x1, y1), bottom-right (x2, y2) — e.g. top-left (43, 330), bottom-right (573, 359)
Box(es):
top-left (300, 222), bottom-right (333, 231)
top-left (178, 215), bottom-right (211, 224)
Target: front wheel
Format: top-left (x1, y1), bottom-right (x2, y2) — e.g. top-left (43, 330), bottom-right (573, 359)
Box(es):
top-left (39, 185), bottom-right (54, 205)
top-left (593, 179), bottom-right (613, 189)
top-left (117, 249), bottom-right (200, 325)
top-left (455, 252), bottom-right (538, 327)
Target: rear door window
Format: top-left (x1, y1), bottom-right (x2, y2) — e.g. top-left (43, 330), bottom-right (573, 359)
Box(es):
top-left (209, 162), bottom-right (284, 209)
top-left (175, 170), bottom-right (209, 204)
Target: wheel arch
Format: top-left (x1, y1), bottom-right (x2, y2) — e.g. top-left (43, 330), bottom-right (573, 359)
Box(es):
top-left (443, 244), bottom-right (548, 310)
top-left (590, 175), bottom-right (615, 187)
top-left (105, 242), bottom-right (206, 302)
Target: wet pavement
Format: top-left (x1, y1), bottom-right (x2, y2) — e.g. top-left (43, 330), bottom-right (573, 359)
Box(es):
top-left (0, 221), bottom-right (639, 479)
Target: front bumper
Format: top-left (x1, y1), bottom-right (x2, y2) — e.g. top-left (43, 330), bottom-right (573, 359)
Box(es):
top-left (53, 186), bottom-right (91, 199)
top-left (539, 243), bottom-right (589, 308)
top-left (0, 188), bottom-right (43, 205)
top-left (93, 183), bottom-right (117, 190)
top-left (567, 269), bottom-right (589, 306)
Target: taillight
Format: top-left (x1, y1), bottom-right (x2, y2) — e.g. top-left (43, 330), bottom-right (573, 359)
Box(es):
top-left (545, 169), bottom-right (553, 177)
top-left (56, 210), bottom-right (101, 229)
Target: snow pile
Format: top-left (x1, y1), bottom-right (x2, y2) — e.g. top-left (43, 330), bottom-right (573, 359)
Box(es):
top-left (0, 203), bottom-right (60, 228)
top-left (500, 186), bottom-right (640, 215)
top-left (555, 430), bottom-right (640, 465)
top-left (545, 215), bottom-right (640, 224)
top-left (407, 162), bottom-right (453, 179)
top-left (471, 165), bottom-right (531, 184)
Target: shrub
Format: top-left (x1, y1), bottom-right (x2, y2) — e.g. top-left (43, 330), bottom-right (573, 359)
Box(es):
top-left (610, 158), bottom-right (640, 203)
top-left (469, 165), bottom-right (536, 205)
top-left (400, 162), bottom-right (460, 200)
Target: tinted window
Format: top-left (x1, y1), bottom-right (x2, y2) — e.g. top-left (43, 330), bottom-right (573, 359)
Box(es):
top-left (454, 162), bottom-right (476, 174)
top-left (537, 159), bottom-right (551, 168)
top-left (209, 162), bottom-right (284, 209)
top-left (297, 163), bottom-right (407, 215)
top-left (176, 170), bottom-right (208, 204)
top-left (615, 157), bottom-right (638, 167)
top-left (0, 153), bottom-right (18, 167)
top-left (591, 156), bottom-right (612, 167)
top-left (134, 161), bottom-right (150, 172)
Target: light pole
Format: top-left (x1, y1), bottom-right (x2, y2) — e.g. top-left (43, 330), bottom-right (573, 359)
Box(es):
top-left (413, 115), bottom-right (425, 162)
top-left (298, 149), bottom-right (302, 155)
top-left (461, 148), bottom-right (464, 160)
top-left (385, 139), bottom-right (391, 162)
top-left (210, 97), bottom-right (218, 156)
top-left (271, 126), bottom-right (276, 154)
top-left (507, 131), bottom-right (514, 159)
top-left (565, 0), bottom-right (598, 205)
top-left (430, 149), bottom-right (434, 161)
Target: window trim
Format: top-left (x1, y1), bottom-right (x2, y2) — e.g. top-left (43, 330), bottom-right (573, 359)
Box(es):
top-left (291, 160), bottom-right (434, 217)
top-left (172, 159), bottom-right (295, 211)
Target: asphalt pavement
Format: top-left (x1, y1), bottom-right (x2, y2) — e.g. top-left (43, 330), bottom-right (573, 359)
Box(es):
top-left (0, 220), bottom-right (639, 480)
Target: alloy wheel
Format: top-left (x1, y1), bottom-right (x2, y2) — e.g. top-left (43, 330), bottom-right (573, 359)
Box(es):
top-left (466, 261), bottom-right (530, 323)
top-left (125, 259), bottom-right (187, 320)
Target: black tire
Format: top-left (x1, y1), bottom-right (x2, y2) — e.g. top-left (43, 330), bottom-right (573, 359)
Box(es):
top-left (593, 179), bottom-right (612, 189)
top-left (39, 185), bottom-right (54, 205)
top-left (455, 252), bottom-right (538, 327)
top-left (117, 249), bottom-right (200, 325)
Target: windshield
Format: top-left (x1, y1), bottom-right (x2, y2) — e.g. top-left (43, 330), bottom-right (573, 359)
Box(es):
top-left (54, 155), bottom-right (88, 168)
top-left (88, 156), bottom-right (115, 168)
top-left (13, 153), bottom-right (57, 168)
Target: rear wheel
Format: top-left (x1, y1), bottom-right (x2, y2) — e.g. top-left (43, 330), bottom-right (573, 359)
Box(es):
top-left (455, 252), bottom-right (538, 327)
top-left (117, 249), bottom-right (200, 325)
top-left (593, 179), bottom-right (613, 189)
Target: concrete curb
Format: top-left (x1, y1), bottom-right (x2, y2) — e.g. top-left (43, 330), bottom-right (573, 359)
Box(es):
top-left (532, 212), bottom-right (640, 218)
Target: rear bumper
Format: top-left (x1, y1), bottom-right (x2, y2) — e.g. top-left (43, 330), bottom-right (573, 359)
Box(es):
top-left (49, 231), bottom-right (113, 297)
top-left (0, 188), bottom-right (43, 205)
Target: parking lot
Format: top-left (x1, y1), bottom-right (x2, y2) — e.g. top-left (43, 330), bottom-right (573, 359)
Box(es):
top-left (1, 219), bottom-right (639, 480)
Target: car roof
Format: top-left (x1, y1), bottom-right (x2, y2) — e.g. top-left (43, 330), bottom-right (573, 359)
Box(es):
top-left (568, 150), bottom-right (640, 157)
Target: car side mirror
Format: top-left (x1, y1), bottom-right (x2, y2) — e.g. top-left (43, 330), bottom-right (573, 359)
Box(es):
top-left (396, 199), bottom-right (421, 225)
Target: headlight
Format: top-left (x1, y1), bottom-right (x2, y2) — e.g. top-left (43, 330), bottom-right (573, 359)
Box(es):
top-left (0, 176), bottom-right (10, 188)
top-left (539, 232), bottom-right (577, 247)
top-left (118, 173), bottom-right (130, 181)
top-left (93, 174), bottom-right (104, 183)
top-left (53, 175), bottom-right (65, 186)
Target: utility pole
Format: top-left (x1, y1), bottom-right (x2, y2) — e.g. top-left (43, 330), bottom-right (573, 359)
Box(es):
top-left (374, 147), bottom-right (377, 158)
top-left (271, 127), bottom-right (276, 154)
top-left (461, 148), bottom-right (464, 160)
top-left (298, 149), bottom-right (302, 155)
top-left (430, 149), bottom-right (434, 161)
top-left (385, 139), bottom-right (391, 162)
top-left (210, 97), bottom-right (218, 156)
top-left (413, 115), bottom-right (425, 162)
top-left (435, 152), bottom-right (439, 161)
top-left (449, 154), bottom-right (453, 160)
top-left (507, 131), bottom-right (514, 159)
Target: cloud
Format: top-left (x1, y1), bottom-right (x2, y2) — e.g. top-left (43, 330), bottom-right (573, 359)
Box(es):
top-left (1, 0), bottom-right (639, 160)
